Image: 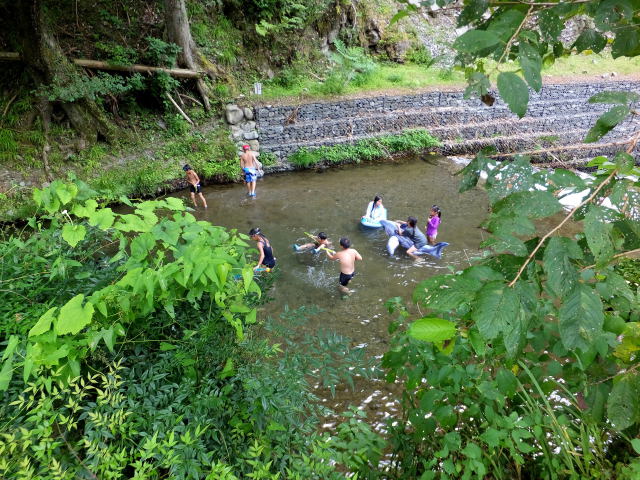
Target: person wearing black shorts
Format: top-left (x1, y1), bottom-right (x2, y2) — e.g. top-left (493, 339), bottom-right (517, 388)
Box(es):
top-left (183, 164), bottom-right (207, 208)
top-left (325, 237), bottom-right (362, 294)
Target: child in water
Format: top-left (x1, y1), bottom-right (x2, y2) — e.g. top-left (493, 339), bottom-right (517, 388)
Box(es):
top-left (249, 227), bottom-right (276, 271)
top-left (325, 237), bottom-right (362, 294)
top-left (362, 195), bottom-right (387, 223)
top-left (425, 205), bottom-right (441, 245)
top-left (293, 232), bottom-right (332, 253)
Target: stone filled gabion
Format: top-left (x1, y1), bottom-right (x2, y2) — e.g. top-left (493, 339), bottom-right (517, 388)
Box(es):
top-left (253, 81), bottom-right (640, 165)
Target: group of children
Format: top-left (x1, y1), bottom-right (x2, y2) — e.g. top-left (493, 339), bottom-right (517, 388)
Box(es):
top-left (248, 195), bottom-right (442, 294)
top-left (182, 161), bottom-right (443, 294)
top-left (183, 144), bottom-right (261, 208)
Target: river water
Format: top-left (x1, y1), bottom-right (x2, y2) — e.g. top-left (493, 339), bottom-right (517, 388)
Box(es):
top-left (184, 155), bottom-right (489, 426)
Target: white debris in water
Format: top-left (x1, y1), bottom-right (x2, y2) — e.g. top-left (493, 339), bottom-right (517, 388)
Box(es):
top-left (354, 343), bottom-right (368, 349)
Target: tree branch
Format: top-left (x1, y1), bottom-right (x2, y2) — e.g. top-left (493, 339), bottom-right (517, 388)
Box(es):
top-left (508, 168), bottom-right (618, 287)
top-left (166, 92), bottom-right (193, 125)
top-left (581, 248), bottom-right (640, 271)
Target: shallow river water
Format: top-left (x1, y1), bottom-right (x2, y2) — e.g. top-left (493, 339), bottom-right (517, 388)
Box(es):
top-left (182, 155), bottom-right (489, 425)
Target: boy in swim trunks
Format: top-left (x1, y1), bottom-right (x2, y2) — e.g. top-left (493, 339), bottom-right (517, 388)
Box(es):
top-left (183, 164), bottom-right (207, 208)
top-left (240, 144), bottom-right (258, 197)
top-left (325, 237), bottom-right (362, 294)
top-left (293, 232), bottom-right (332, 253)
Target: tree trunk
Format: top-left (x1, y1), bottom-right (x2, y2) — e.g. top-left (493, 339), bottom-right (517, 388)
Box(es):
top-left (12, 0), bottom-right (116, 145)
top-left (164, 0), bottom-right (211, 112)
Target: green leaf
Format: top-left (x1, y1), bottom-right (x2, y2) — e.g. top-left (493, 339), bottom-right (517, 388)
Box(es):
top-left (219, 358), bottom-right (235, 379)
top-left (584, 206), bottom-right (615, 266)
top-left (614, 152), bottom-right (635, 174)
top-left (595, 0), bottom-right (633, 30)
top-left (497, 72), bottom-right (529, 118)
top-left (409, 317), bottom-right (457, 342)
top-left (458, 0), bottom-right (489, 27)
top-left (589, 91), bottom-right (640, 105)
top-left (55, 183), bottom-right (78, 205)
top-left (61, 224), bottom-right (87, 248)
top-left (519, 43), bottom-right (542, 92)
top-left (573, 29), bottom-right (607, 54)
top-left (559, 284), bottom-right (604, 351)
top-left (538, 10), bottom-right (563, 41)
top-left (0, 356), bottom-right (14, 391)
top-left (390, 9), bottom-right (411, 24)
top-left (488, 10), bottom-right (526, 42)
top-left (453, 30), bottom-right (502, 53)
top-left (1, 335), bottom-right (19, 361)
top-left (29, 307), bottom-right (57, 337)
top-left (631, 438), bottom-right (640, 455)
top-left (474, 281), bottom-right (521, 340)
top-left (55, 294), bottom-right (95, 335)
top-left (88, 208), bottom-right (115, 230)
top-left (584, 105), bottom-right (631, 143)
top-left (543, 237), bottom-right (582, 298)
top-left (496, 369), bottom-right (518, 397)
top-left (607, 374), bottom-right (640, 430)
top-left (241, 266), bottom-right (254, 294)
top-left (612, 27), bottom-right (640, 58)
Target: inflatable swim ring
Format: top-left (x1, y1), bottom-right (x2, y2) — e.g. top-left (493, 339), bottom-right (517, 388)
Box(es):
top-left (360, 217), bottom-right (383, 228)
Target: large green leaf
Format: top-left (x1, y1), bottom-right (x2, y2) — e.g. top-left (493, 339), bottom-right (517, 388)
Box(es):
top-left (28, 307), bottom-right (57, 337)
top-left (607, 373), bottom-right (640, 430)
top-left (584, 105), bottom-right (631, 143)
top-left (409, 317), bottom-right (457, 343)
top-left (492, 190), bottom-right (562, 218)
top-left (519, 42), bottom-right (542, 92)
top-left (543, 237), bottom-right (582, 298)
top-left (458, 0), bottom-right (489, 27)
top-left (572, 29), bottom-right (607, 53)
top-left (453, 30), bottom-right (502, 53)
top-left (88, 208), bottom-right (115, 230)
top-left (497, 72), bottom-right (529, 118)
top-left (61, 224), bottom-right (87, 248)
top-left (538, 10), bottom-right (563, 41)
top-left (55, 294), bottom-right (95, 336)
top-left (584, 206), bottom-right (615, 266)
top-left (558, 284), bottom-right (604, 351)
top-left (488, 10), bottom-right (526, 42)
top-left (612, 27), bottom-right (640, 58)
top-left (474, 281), bottom-right (521, 340)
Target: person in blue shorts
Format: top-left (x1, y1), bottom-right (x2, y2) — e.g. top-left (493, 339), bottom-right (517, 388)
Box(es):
top-left (240, 145), bottom-right (259, 197)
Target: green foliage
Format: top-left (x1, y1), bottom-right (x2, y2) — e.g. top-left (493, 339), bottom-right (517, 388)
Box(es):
top-left (0, 181), bottom-right (374, 479)
top-left (289, 129), bottom-right (440, 167)
top-left (405, 45), bottom-right (439, 66)
top-left (95, 40), bottom-right (139, 65)
top-left (376, 144), bottom-right (640, 476)
top-left (37, 72), bottom-right (145, 102)
top-left (145, 37), bottom-right (182, 67)
top-left (258, 152), bottom-right (278, 166)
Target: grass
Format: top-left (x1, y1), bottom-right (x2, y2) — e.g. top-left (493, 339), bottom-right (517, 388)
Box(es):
top-left (289, 129), bottom-right (440, 167)
top-left (257, 52), bottom-right (640, 103)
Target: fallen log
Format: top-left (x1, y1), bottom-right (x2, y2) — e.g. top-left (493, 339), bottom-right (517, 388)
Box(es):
top-left (0, 52), bottom-right (202, 78)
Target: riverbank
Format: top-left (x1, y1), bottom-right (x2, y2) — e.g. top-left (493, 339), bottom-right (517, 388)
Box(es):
top-left (3, 75), bottom-right (639, 222)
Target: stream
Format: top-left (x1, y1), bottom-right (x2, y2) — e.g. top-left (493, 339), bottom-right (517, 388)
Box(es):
top-left (182, 155), bottom-right (490, 429)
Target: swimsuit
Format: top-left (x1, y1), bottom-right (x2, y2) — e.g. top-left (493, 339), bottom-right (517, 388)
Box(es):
top-left (339, 271), bottom-right (355, 286)
top-left (261, 240), bottom-right (276, 268)
top-left (189, 183), bottom-right (202, 194)
top-left (427, 216), bottom-right (441, 238)
top-left (244, 167), bottom-right (257, 183)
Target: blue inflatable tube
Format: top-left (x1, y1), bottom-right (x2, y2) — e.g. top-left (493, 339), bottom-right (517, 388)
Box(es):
top-left (360, 217), bottom-right (383, 228)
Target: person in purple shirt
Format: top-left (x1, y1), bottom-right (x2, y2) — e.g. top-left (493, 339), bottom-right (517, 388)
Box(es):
top-left (426, 205), bottom-right (442, 245)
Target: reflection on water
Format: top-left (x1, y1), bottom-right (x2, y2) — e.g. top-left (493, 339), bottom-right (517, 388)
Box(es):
top-left (182, 155), bottom-right (489, 420)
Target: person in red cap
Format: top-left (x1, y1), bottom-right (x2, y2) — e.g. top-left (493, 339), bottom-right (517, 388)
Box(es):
top-left (240, 144), bottom-right (259, 197)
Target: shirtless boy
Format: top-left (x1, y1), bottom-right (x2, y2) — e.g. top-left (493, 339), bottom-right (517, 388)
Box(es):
top-left (325, 237), bottom-right (362, 293)
top-left (240, 144), bottom-right (258, 197)
top-left (183, 164), bottom-right (207, 208)
top-left (294, 232), bottom-right (332, 253)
